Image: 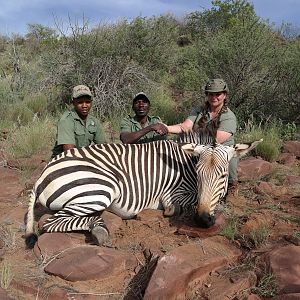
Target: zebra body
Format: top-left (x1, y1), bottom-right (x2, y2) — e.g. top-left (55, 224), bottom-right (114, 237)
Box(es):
top-left (25, 135), bottom-right (262, 247)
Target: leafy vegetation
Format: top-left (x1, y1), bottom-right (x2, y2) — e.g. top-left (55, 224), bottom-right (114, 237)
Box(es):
top-left (0, 0), bottom-right (299, 160)
top-left (4, 117), bottom-right (56, 160)
top-left (236, 116), bottom-right (286, 161)
top-left (252, 273), bottom-right (278, 297)
top-left (220, 215), bottom-right (240, 241)
top-left (240, 225), bottom-right (270, 249)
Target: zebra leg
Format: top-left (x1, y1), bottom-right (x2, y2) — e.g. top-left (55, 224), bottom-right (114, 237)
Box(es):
top-left (163, 202), bottom-right (182, 217)
top-left (42, 206), bottom-right (110, 246)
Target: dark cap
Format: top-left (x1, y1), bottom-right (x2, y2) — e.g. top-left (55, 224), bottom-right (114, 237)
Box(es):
top-left (132, 92), bottom-right (150, 103)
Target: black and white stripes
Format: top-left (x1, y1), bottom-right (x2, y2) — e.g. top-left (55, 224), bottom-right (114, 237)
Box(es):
top-left (25, 135), bottom-right (262, 247)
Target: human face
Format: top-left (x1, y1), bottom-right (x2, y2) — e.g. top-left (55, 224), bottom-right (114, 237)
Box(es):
top-left (73, 96), bottom-right (92, 119)
top-left (132, 98), bottom-right (150, 118)
top-left (207, 92), bottom-right (226, 110)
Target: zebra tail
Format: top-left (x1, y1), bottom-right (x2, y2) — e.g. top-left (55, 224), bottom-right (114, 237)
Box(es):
top-left (25, 190), bottom-right (38, 249)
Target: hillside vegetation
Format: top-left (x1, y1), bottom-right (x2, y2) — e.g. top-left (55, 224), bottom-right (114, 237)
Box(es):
top-left (0, 0), bottom-right (299, 161)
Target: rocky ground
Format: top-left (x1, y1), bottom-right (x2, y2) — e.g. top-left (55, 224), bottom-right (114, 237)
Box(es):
top-left (0, 141), bottom-right (299, 300)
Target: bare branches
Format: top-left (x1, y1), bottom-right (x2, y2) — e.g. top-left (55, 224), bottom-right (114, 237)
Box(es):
top-left (86, 57), bottom-right (152, 119)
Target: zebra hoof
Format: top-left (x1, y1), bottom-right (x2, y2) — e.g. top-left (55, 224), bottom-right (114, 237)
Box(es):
top-left (164, 203), bottom-right (181, 217)
top-left (91, 226), bottom-right (109, 246)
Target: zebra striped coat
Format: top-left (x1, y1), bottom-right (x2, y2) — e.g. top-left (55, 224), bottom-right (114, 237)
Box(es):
top-left (25, 134), bottom-right (262, 247)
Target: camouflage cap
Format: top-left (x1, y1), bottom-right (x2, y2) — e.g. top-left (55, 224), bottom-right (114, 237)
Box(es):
top-left (132, 92), bottom-right (150, 103)
top-left (205, 78), bottom-right (229, 93)
top-left (72, 85), bottom-right (92, 99)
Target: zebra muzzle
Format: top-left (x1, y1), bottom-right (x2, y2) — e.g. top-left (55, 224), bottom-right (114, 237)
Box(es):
top-left (194, 213), bottom-right (215, 228)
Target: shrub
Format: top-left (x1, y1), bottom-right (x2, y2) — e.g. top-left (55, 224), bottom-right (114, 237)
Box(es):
top-left (0, 261), bottom-right (13, 290)
top-left (149, 87), bottom-right (184, 125)
top-left (4, 117), bottom-right (56, 159)
top-left (6, 102), bottom-right (34, 127)
top-left (220, 215), bottom-right (240, 241)
top-left (237, 116), bottom-right (282, 162)
top-left (281, 121), bottom-right (297, 141)
top-left (239, 225), bottom-right (270, 249)
top-left (252, 273), bottom-right (278, 297)
top-left (23, 92), bottom-right (49, 116)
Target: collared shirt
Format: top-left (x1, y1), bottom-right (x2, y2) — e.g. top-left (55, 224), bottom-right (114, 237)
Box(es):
top-left (52, 109), bottom-right (106, 157)
top-left (188, 107), bottom-right (237, 146)
top-left (120, 115), bottom-right (167, 144)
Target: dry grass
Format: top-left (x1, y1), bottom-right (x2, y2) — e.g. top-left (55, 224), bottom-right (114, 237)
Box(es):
top-left (0, 225), bottom-right (17, 250)
top-left (0, 260), bottom-right (14, 289)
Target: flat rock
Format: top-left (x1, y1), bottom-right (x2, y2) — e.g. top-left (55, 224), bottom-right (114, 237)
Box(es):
top-left (189, 270), bottom-right (256, 300)
top-left (144, 236), bottom-right (242, 300)
top-left (255, 181), bottom-right (288, 197)
top-left (44, 245), bottom-right (138, 281)
top-left (0, 287), bottom-right (14, 300)
top-left (238, 157), bottom-right (273, 181)
top-left (34, 232), bottom-right (87, 258)
top-left (283, 141), bottom-right (300, 158)
top-left (262, 244), bottom-right (300, 294)
top-left (277, 152), bottom-right (297, 166)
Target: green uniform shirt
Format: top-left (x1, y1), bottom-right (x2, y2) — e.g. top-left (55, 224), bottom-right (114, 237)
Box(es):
top-left (188, 107), bottom-right (237, 146)
top-left (52, 109), bottom-right (106, 157)
top-left (120, 115), bottom-right (167, 144)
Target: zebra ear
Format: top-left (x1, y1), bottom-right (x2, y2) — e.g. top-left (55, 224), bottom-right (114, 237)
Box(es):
top-left (180, 143), bottom-right (205, 156)
top-left (234, 139), bottom-right (263, 157)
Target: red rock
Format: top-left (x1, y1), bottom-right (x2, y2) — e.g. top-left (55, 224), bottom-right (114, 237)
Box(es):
top-left (247, 294), bottom-right (261, 300)
top-left (0, 287), bottom-right (14, 300)
top-left (34, 232), bottom-right (86, 258)
top-left (263, 245), bottom-right (300, 294)
top-left (277, 152), bottom-right (297, 166)
top-left (198, 271), bottom-right (257, 300)
top-left (283, 141), bottom-right (300, 158)
top-left (44, 246), bottom-right (137, 281)
top-left (272, 293), bottom-right (300, 300)
top-left (238, 157), bottom-right (273, 181)
top-left (255, 181), bottom-right (288, 197)
top-left (144, 236), bottom-right (242, 300)
top-left (284, 175), bottom-right (300, 185)
top-left (240, 211), bottom-right (274, 235)
top-left (101, 210), bottom-right (123, 234)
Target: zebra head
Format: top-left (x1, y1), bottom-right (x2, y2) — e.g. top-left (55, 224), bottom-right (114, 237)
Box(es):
top-left (181, 139), bottom-right (263, 228)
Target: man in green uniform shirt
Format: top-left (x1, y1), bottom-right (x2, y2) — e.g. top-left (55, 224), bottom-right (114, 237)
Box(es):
top-left (52, 85), bottom-right (106, 157)
top-left (120, 92), bottom-right (168, 144)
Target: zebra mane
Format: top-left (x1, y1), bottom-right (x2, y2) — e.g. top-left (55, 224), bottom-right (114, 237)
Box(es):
top-left (175, 128), bottom-right (216, 146)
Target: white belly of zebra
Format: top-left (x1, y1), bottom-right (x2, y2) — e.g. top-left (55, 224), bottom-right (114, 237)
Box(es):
top-left (108, 199), bottom-right (163, 219)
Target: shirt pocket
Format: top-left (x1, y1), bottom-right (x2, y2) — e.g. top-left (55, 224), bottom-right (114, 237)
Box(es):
top-left (74, 125), bottom-right (86, 148)
top-left (88, 125), bottom-right (97, 135)
top-left (87, 125), bottom-right (97, 143)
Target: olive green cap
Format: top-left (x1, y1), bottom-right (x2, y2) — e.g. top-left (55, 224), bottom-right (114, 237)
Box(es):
top-left (72, 85), bottom-right (92, 99)
top-left (205, 78), bottom-right (229, 93)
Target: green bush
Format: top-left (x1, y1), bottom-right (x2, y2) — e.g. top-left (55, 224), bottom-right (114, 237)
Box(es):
top-left (149, 87), bottom-right (185, 125)
top-left (220, 216), bottom-right (240, 241)
top-left (6, 102), bottom-right (34, 127)
top-left (23, 92), bottom-right (49, 116)
top-left (252, 273), bottom-right (278, 297)
top-left (4, 117), bottom-right (56, 159)
top-left (237, 116), bottom-right (282, 162)
top-left (281, 122), bottom-right (297, 141)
